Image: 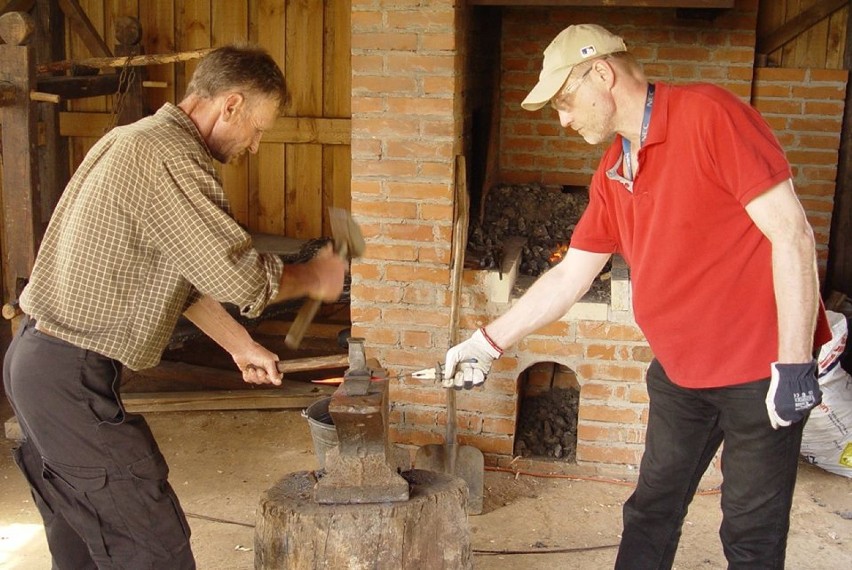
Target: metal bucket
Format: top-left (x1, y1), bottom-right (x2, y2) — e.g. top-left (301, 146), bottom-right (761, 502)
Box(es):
top-left (303, 396), bottom-right (338, 469)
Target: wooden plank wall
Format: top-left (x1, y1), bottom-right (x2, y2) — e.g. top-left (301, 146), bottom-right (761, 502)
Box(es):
top-left (758, 0), bottom-right (848, 69)
top-left (2, 0), bottom-right (351, 240)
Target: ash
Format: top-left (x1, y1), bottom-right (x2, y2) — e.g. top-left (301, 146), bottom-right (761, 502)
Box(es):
top-left (514, 387), bottom-right (580, 461)
top-left (469, 183), bottom-right (610, 300)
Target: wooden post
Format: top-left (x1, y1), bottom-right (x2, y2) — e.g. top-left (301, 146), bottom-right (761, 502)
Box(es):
top-left (34, 0), bottom-right (69, 224)
top-left (827, 3), bottom-right (852, 298)
top-left (114, 16), bottom-right (145, 126)
top-left (0, 11), bottom-right (41, 307)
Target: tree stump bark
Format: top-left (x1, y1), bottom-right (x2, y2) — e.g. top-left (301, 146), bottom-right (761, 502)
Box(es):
top-left (255, 469), bottom-right (471, 569)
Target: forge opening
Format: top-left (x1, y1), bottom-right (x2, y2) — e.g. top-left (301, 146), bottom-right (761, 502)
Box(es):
top-left (514, 361), bottom-right (580, 462)
top-left (468, 183), bottom-right (612, 302)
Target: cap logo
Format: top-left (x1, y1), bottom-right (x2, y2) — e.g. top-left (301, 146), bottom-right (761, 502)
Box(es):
top-left (580, 45), bottom-right (597, 58)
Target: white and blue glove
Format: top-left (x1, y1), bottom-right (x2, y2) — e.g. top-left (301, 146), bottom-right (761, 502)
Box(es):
top-left (443, 328), bottom-right (503, 389)
top-left (765, 361), bottom-right (822, 429)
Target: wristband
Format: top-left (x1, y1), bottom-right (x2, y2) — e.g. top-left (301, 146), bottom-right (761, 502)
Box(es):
top-left (479, 327), bottom-right (504, 356)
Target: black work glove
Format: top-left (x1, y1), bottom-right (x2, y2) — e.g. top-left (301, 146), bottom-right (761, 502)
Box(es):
top-left (765, 361), bottom-right (822, 429)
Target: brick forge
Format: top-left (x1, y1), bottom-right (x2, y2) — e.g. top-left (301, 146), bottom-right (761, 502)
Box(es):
top-left (463, 253), bottom-right (658, 480)
top-left (348, 0), bottom-right (844, 481)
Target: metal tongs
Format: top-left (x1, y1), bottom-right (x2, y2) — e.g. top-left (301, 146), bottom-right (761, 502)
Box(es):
top-left (410, 359), bottom-right (477, 388)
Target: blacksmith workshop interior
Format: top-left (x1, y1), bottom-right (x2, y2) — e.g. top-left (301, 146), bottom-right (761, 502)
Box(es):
top-left (1, 0), bottom-right (852, 568)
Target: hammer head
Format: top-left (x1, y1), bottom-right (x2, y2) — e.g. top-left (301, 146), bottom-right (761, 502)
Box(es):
top-left (329, 207), bottom-right (365, 259)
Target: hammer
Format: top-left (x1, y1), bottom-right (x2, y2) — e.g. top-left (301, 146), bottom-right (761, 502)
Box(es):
top-left (284, 208), bottom-right (365, 349)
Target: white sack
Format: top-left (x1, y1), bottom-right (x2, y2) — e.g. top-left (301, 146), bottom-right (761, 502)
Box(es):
top-left (801, 310), bottom-right (852, 478)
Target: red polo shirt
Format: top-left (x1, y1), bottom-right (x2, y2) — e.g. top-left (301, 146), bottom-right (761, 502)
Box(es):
top-left (571, 82), bottom-right (829, 388)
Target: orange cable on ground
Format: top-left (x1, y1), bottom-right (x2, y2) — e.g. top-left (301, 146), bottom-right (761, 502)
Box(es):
top-left (485, 465), bottom-right (721, 496)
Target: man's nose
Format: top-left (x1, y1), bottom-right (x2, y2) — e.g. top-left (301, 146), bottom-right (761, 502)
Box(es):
top-left (558, 109), bottom-right (572, 129)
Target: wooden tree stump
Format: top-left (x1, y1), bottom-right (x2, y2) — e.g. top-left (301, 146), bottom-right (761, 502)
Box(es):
top-left (255, 469), bottom-right (471, 569)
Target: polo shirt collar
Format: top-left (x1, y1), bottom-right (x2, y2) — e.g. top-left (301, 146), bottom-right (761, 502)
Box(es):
top-left (605, 82), bottom-right (670, 190)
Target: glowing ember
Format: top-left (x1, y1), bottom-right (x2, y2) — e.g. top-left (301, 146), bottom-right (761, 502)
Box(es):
top-left (549, 243), bottom-right (569, 263)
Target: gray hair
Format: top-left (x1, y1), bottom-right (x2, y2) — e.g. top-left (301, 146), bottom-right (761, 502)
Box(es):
top-left (186, 44), bottom-right (290, 108)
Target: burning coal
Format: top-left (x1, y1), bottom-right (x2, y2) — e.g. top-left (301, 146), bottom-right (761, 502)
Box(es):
top-left (468, 183), bottom-right (589, 275)
top-left (468, 183), bottom-right (610, 298)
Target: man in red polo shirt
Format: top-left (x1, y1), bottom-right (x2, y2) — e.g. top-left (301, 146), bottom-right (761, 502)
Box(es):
top-left (444, 24), bottom-right (830, 569)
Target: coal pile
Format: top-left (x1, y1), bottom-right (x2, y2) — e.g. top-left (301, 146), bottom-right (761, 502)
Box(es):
top-left (513, 387), bottom-right (580, 461)
top-left (468, 183), bottom-right (589, 276)
top-left (468, 183), bottom-right (611, 301)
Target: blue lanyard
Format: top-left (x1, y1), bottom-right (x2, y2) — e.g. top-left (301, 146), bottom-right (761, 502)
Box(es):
top-left (622, 83), bottom-right (656, 181)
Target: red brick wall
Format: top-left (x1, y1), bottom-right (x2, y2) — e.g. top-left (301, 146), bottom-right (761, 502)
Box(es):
top-left (350, 0), bottom-right (460, 359)
top-left (500, 2), bottom-right (760, 187)
top-left (751, 67), bottom-right (848, 274)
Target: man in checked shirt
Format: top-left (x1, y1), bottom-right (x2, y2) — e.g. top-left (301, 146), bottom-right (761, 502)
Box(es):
top-left (2, 45), bottom-right (346, 569)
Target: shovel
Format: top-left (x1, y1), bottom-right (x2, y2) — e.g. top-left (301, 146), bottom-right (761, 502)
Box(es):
top-left (414, 156), bottom-right (484, 515)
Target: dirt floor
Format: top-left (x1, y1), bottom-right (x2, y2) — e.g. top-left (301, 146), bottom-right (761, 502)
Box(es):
top-left (2, 395), bottom-right (851, 569)
top-left (1, 323), bottom-right (851, 569)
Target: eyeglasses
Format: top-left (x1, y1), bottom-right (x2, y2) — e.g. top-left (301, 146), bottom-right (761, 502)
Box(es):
top-left (550, 66), bottom-right (593, 111)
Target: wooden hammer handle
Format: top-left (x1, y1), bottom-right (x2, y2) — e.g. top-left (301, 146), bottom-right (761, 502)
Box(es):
top-left (284, 298), bottom-right (322, 349)
top-left (284, 242), bottom-right (349, 350)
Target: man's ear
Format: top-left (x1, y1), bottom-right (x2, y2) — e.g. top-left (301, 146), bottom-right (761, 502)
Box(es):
top-left (593, 58), bottom-right (616, 89)
top-left (221, 92), bottom-right (245, 122)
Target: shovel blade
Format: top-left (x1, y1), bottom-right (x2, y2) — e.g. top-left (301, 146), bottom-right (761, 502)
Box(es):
top-left (414, 444), bottom-right (484, 515)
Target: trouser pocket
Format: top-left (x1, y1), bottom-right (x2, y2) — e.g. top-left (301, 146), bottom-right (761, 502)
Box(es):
top-left (12, 443), bottom-right (55, 517)
top-left (41, 459), bottom-right (114, 563)
top-left (42, 452), bottom-right (194, 568)
top-left (121, 451), bottom-right (192, 549)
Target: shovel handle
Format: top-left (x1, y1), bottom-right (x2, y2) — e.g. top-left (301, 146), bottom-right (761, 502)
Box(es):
top-left (445, 387), bottom-right (459, 473)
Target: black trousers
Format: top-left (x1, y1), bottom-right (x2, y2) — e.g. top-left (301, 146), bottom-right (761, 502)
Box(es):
top-left (3, 317), bottom-right (195, 569)
top-left (615, 360), bottom-right (804, 570)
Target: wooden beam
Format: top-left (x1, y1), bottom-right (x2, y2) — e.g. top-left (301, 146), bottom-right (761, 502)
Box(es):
top-left (118, 357), bottom-right (345, 412)
top-left (0, 14), bottom-right (40, 304)
top-left (4, 382), bottom-right (336, 432)
top-left (0, 9), bottom-right (33, 43)
top-left (55, 0), bottom-right (112, 58)
top-left (37, 73), bottom-right (119, 99)
top-left (113, 16), bottom-right (145, 126)
top-left (57, 112), bottom-right (352, 144)
top-left (0, 82), bottom-right (15, 105)
top-left (37, 48), bottom-right (212, 74)
top-left (121, 385), bottom-right (335, 413)
top-left (256, 320), bottom-right (349, 338)
top-left (29, 90), bottom-right (58, 103)
top-left (262, 117), bottom-right (351, 145)
top-left (0, 0), bottom-right (36, 18)
top-left (34, 0), bottom-right (69, 228)
top-left (57, 110), bottom-right (111, 135)
top-left (757, 0), bottom-right (848, 55)
top-left (123, 357), bottom-right (348, 388)
top-left (826, 3), bottom-right (852, 298)
top-left (466, 0), bottom-right (734, 6)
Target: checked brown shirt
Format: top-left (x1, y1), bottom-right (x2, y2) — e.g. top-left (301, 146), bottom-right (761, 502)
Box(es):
top-left (19, 103), bottom-right (284, 370)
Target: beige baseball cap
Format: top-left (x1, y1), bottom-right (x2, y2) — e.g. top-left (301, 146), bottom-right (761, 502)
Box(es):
top-left (521, 24), bottom-right (627, 111)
